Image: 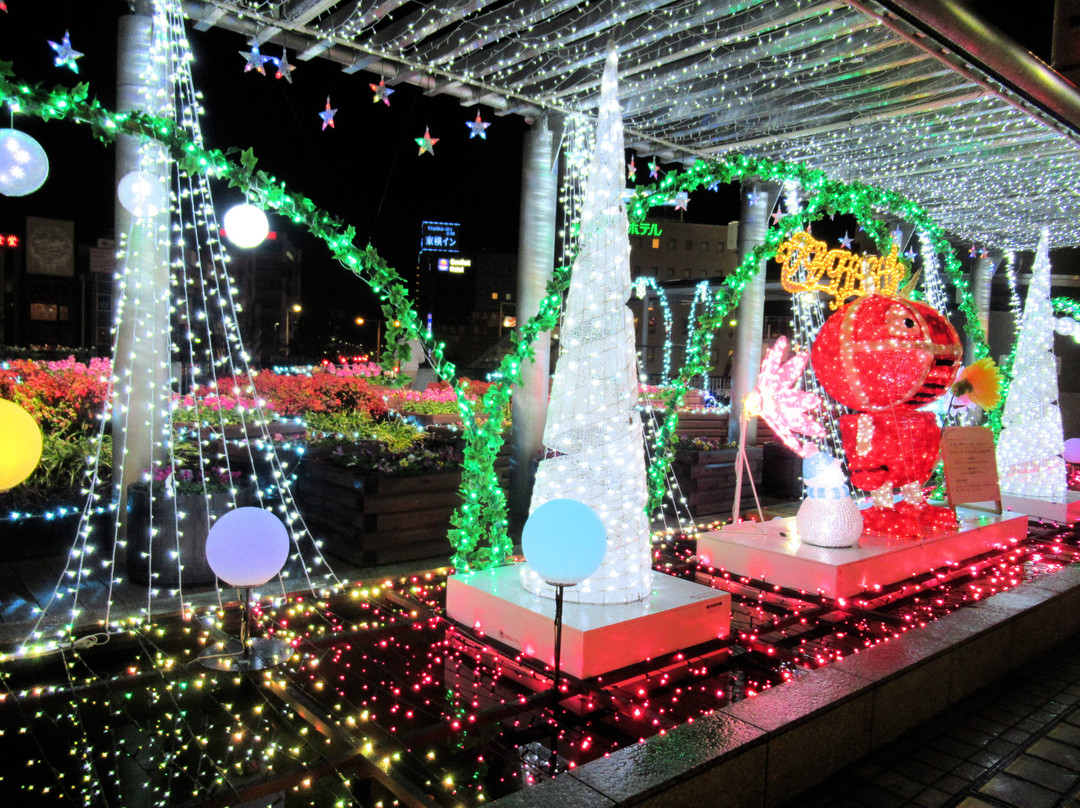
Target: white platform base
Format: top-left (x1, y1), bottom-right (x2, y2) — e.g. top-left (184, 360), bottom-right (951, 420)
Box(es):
top-left (445, 564), bottom-right (731, 680)
top-left (695, 508), bottom-right (1029, 599)
top-left (997, 491), bottom-right (1080, 525)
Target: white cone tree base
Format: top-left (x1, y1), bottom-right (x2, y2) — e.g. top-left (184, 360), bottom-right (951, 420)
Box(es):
top-left (447, 565), bottom-right (730, 680)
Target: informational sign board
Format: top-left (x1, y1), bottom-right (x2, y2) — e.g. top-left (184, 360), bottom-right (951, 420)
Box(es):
top-left (420, 221), bottom-right (459, 253)
top-left (941, 425), bottom-right (1001, 512)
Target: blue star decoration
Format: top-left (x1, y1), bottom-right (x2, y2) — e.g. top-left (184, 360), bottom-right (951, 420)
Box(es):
top-left (239, 43), bottom-right (271, 75)
top-left (839, 231), bottom-right (854, 249)
top-left (904, 248), bottom-right (917, 261)
top-left (968, 245), bottom-right (978, 258)
top-left (415, 127), bottom-right (439, 155)
top-left (272, 49), bottom-right (295, 83)
top-left (319, 97), bottom-right (337, 130)
top-left (48, 30), bottom-right (83, 73)
top-left (673, 190), bottom-right (689, 211)
top-left (891, 226), bottom-right (904, 243)
top-left (370, 77), bottom-right (394, 106)
top-left (627, 156), bottom-right (636, 181)
top-left (648, 160), bottom-right (660, 179)
top-left (467, 112), bottom-right (490, 139)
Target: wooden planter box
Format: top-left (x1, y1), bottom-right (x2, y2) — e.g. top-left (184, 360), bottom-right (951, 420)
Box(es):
top-left (669, 411), bottom-right (775, 444)
top-left (295, 455), bottom-right (509, 567)
top-left (671, 445), bottom-right (763, 520)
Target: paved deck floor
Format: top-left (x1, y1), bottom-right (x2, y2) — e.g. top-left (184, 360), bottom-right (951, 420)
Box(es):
top-left (782, 628), bottom-right (1080, 808)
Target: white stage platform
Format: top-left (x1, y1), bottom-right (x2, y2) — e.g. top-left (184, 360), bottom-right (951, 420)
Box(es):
top-left (445, 564), bottom-right (731, 680)
top-left (997, 491), bottom-right (1080, 525)
top-left (695, 508), bottom-right (1029, 600)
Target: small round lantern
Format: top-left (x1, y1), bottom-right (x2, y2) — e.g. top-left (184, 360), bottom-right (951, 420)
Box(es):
top-left (223, 203), bottom-right (269, 249)
top-left (0, 129), bottom-right (49, 197)
top-left (117, 170), bottom-right (168, 218)
top-left (522, 498), bottom-right (607, 586)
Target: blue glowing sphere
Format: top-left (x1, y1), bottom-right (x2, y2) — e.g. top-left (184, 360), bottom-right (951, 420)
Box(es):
top-left (0, 129), bottom-right (49, 197)
top-left (521, 498), bottom-right (607, 586)
top-left (205, 507), bottom-right (289, 587)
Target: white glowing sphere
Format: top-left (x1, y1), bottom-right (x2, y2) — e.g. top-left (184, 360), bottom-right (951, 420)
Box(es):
top-left (1065, 438), bottom-right (1080, 465)
top-left (522, 498), bottom-right (607, 586)
top-left (117, 170), bottom-right (168, 217)
top-left (1055, 317), bottom-right (1078, 337)
top-left (205, 507), bottom-right (289, 587)
top-left (0, 129), bottom-right (49, 196)
top-left (223, 203), bottom-right (270, 248)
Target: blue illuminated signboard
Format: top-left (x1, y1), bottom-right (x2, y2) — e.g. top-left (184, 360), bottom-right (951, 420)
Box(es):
top-left (420, 221), bottom-right (460, 253)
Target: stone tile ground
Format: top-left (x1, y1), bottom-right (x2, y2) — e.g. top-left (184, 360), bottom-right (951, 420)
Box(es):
top-left (780, 633), bottom-right (1080, 808)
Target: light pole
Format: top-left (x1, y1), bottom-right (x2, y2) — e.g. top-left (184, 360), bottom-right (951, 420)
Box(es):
top-left (354, 317), bottom-right (399, 361)
top-left (284, 303), bottom-right (301, 358)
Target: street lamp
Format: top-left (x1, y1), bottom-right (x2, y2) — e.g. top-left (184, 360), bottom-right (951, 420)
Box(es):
top-left (284, 303), bottom-right (301, 358)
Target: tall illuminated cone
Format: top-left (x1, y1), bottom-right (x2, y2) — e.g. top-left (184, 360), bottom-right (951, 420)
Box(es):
top-left (522, 46), bottom-right (652, 604)
top-left (996, 228), bottom-right (1067, 499)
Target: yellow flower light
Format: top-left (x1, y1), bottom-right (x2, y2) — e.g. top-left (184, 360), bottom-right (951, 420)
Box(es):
top-left (952, 357), bottom-right (1003, 411)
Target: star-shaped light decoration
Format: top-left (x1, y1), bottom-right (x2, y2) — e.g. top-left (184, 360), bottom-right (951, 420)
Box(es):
top-left (319, 96), bottom-right (337, 130)
top-left (239, 42), bottom-right (270, 75)
top-left (968, 245), bottom-right (978, 258)
top-left (904, 247), bottom-right (917, 261)
top-left (627, 155), bottom-right (636, 181)
top-left (415, 126), bottom-right (438, 155)
top-left (743, 336), bottom-right (824, 457)
top-left (466, 112), bottom-right (490, 139)
top-left (673, 190), bottom-right (689, 211)
top-left (891, 226), bottom-right (904, 243)
top-left (272, 49), bottom-right (295, 83)
top-left (48, 30), bottom-right (83, 73)
top-left (770, 209), bottom-right (784, 225)
top-left (370, 77), bottom-right (394, 106)
top-left (648, 159), bottom-right (660, 179)
top-left (838, 231), bottom-right (853, 249)
top-left (707, 180), bottom-right (720, 192)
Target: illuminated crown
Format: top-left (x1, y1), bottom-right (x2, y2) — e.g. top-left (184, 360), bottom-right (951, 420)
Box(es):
top-left (777, 231), bottom-right (909, 309)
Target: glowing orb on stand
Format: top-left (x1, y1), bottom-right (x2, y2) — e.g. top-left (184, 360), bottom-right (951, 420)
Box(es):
top-left (522, 499), bottom-right (607, 586)
top-left (0, 399), bottom-right (43, 490)
top-left (205, 507), bottom-right (289, 587)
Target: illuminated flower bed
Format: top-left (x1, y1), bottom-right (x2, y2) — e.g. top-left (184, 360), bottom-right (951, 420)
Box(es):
top-left (2, 521), bottom-right (1076, 806)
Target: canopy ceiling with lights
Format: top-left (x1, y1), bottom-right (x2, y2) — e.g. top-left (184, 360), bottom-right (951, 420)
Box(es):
top-left (186, 0), bottom-right (1080, 249)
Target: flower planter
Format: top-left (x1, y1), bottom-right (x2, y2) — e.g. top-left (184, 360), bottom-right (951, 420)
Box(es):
top-left (295, 455), bottom-right (509, 567)
top-left (126, 484), bottom-right (256, 586)
top-left (672, 446), bottom-right (763, 519)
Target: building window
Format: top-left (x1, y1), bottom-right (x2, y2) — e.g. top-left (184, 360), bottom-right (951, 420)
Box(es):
top-left (683, 268), bottom-right (692, 279)
top-left (701, 241), bottom-right (709, 252)
top-left (648, 316), bottom-right (656, 334)
top-left (651, 238), bottom-right (660, 249)
top-left (667, 267), bottom-right (675, 277)
top-left (491, 292), bottom-right (498, 300)
top-left (686, 240), bottom-right (693, 251)
top-left (717, 242), bottom-right (725, 252)
top-left (668, 239), bottom-right (676, 250)
top-left (650, 266), bottom-right (658, 276)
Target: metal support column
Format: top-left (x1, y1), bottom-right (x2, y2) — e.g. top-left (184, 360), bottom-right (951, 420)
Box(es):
top-left (113, 3), bottom-right (171, 520)
top-left (727, 181), bottom-right (779, 445)
top-left (510, 115), bottom-right (559, 530)
top-left (968, 249), bottom-right (1002, 360)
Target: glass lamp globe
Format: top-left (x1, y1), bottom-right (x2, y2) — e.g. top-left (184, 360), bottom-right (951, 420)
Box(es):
top-left (0, 129), bottom-right (49, 197)
top-left (117, 170), bottom-right (168, 217)
top-left (223, 203), bottom-right (269, 249)
top-left (522, 498), bottom-right (607, 586)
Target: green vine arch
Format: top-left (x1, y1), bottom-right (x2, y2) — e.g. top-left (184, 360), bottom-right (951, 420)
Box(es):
top-left (0, 68), bottom-right (997, 568)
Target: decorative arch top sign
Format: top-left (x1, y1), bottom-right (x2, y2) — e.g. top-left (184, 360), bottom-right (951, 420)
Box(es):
top-left (777, 231), bottom-right (909, 309)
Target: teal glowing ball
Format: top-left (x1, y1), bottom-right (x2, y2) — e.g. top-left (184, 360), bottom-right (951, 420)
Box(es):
top-left (521, 498), bottom-right (607, 586)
